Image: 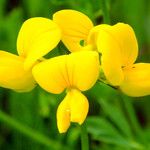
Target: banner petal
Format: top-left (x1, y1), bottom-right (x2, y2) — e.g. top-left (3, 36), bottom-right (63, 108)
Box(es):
top-left (17, 17), bottom-right (61, 70)
top-left (53, 10), bottom-right (93, 52)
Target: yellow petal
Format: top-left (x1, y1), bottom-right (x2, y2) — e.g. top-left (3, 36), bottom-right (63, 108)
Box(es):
top-left (32, 51), bottom-right (99, 93)
top-left (57, 93), bottom-right (70, 133)
top-left (0, 51), bottom-right (36, 92)
top-left (67, 51), bottom-right (100, 91)
top-left (111, 23), bottom-right (138, 66)
top-left (32, 55), bottom-right (68, 94)
top-left (89, 23), bottom-right (138, 66)
top-left (17, 17), bottom-right (61, 70)
top-left (87, 24), bottom-right (110, 49)
top-left (96, 25), bottom-right (124, 86)
top-left (69, 89), bottom-right (89, 124)
top-left (53, 9), bottom-right (93, 52)
top-left (57, 88), bottom-right (89, 133)
top-left (120, 63), bottom-right (150, 97)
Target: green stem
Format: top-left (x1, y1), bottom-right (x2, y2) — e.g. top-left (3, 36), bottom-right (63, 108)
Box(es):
top-left (81, 123), bottom-right (89, 150)
top-left (101, 0), bottom-right (111, 24)
top-left (0, 110), bottom-right (67, 150)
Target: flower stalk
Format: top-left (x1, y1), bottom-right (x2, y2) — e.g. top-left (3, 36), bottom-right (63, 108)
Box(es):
top-left (81, 123), bottom-right (89, 150)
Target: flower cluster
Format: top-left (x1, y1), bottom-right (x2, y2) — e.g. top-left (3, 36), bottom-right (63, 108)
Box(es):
top-left (0, 9), bottom-right (150, 133)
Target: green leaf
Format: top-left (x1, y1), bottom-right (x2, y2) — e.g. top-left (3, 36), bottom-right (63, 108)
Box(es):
top-left (89, 82), bottom-right (132, 138)
top-left (0, 109), bottom-right (69, 150)
top-left (98, 98), bottom-right (132, 138)
top-left (87, 117), bottom-right (144, 149)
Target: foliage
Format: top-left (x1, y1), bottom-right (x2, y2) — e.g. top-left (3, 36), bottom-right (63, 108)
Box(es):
top-left (0, 0), bottom-right (150, 149)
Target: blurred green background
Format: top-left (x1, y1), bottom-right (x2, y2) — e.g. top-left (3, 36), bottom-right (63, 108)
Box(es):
top-left (0, 0), bottom-right (150, 150)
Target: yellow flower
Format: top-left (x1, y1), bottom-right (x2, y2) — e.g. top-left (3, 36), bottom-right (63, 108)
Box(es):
top-left (0, 17), bottom-right (61, 92)
top-left (89, 23), bottom-right (150, 97)
top-left (53, 9), bottom-right (150, 97)
top-left (32, 51), bottom-right (99, 133)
